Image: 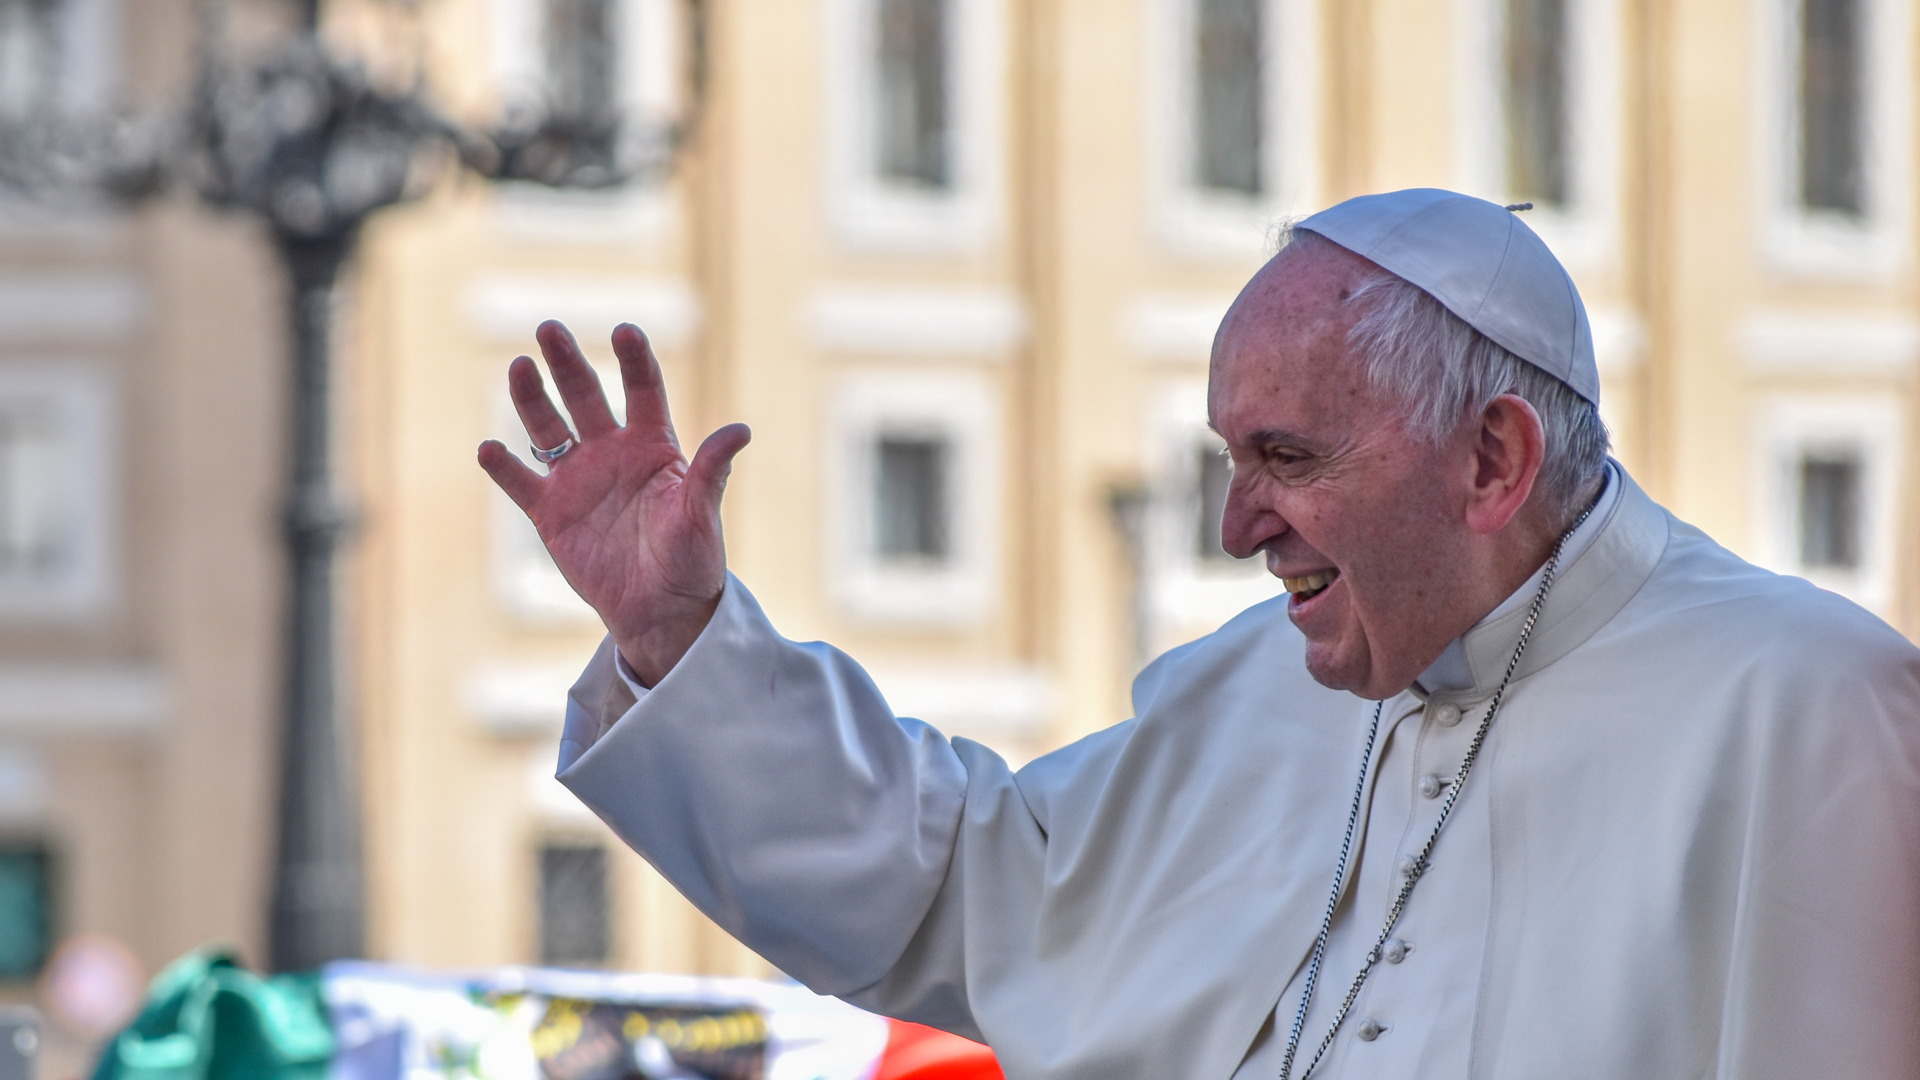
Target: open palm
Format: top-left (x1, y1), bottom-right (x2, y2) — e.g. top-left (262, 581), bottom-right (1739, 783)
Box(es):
top-left (478, 321), bottom-right (751, 686)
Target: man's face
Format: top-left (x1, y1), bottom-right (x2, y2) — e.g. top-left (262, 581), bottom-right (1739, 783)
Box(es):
top-left (1208, 240), bottom-right (1477, 699)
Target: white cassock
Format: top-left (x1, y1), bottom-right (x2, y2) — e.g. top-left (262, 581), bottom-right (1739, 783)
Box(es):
top-left (555, 464), bottom-right (1920, 1080)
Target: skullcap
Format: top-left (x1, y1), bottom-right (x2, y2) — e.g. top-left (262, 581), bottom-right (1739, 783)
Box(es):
top-left (1297, 188), bottom-right (1600, 405)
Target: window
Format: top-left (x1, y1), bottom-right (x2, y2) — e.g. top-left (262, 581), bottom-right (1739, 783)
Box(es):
top-left (489, 0), bottom-right (683, 238)
top-left (0, 365), bottom-right (114, 623)
top-left (1147, 0), bottom-right (1319, 257)
top-left (1757, 0), bottom-right (1912, 276)
top-left (1504, 0), bottom-right (1570, 208)
top-left (829, 374), bottom-right (999, 626)
top-left (545, 0), bottom-right (619, 128)
top-left (0, 0), bottom-right (60, 119)
top-left (538, 843), bottom-right (609, 967)
top-left (876, 0), bottom-right (949, 188)
top-left (875, 435), bottom-right (950, 561)
top-left (1799, 0), bottom-right (1863, 215)
top-left (1457, 0), bottom-right (1622, 268)
top-left (0, 843), bottom-right (51, 980)
top-left (1193, 0), bottom-right (1262, 196)
top-left (824, 0), bottom-right (1003, 251)
top-left (1797, 451), bottom-right (1862, 569)
top-left (0, 408), bottom-right (61, 579)
top-left (1752, 394), bottom-right (1903, 613)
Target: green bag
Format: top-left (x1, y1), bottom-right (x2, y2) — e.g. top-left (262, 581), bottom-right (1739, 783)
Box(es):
top-left (92, 948), bottom-right (334, 1080)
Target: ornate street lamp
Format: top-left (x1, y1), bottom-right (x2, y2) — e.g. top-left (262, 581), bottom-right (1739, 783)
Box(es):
top-left (0, 0), bottom-right (705, 972)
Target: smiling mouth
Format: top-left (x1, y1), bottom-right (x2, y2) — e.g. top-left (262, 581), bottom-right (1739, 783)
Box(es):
top-left (1283, 569), bottom-right (1340, 601)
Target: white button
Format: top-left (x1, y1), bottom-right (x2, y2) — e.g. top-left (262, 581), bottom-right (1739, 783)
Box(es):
top-left (1430, 703), bottom-right (1462, 727)
top-left (1418, 774), bottom-right (1445, 799)
top-left (1397, 854), bottom-right (1421, 878)
top-left (1382, 938), bottom-right (1409, 964)
top-left (1355, 1018), bottom-right (1385, 1041)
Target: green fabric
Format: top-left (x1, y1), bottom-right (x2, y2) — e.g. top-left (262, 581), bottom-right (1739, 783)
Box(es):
top-left (92, 949), bottom-right (334, 1080)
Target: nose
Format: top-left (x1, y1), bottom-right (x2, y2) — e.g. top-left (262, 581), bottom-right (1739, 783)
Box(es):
top-left (1219, 468), bottom-right (1287, 560)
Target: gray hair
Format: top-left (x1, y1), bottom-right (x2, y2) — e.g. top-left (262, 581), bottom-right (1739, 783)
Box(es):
top-left (1284, 227), bottom-right (1610, 521)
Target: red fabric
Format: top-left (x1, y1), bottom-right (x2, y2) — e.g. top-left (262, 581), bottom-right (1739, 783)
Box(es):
top-left (869, 1019), bottom-right (1006, 1080)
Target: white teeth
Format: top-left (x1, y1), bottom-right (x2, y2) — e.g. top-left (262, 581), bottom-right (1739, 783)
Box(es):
top-left (1283, 570), bottom-right (1338, 597)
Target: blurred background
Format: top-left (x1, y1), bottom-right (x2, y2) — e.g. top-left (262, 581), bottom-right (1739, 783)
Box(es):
top-left (0, 0), bottom-right (1914, 1072)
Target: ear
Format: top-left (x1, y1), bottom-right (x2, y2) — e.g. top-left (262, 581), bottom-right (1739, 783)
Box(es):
top-left (1463, 394), bottom-right (1546, 535)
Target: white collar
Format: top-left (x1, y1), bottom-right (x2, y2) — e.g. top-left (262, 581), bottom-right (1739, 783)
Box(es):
top-left (1413, 461), bottom-right (1622, 697)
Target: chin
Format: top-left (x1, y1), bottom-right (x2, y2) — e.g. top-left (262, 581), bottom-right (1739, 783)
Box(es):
top-left (1301, 642), bottom-right (1368, 694)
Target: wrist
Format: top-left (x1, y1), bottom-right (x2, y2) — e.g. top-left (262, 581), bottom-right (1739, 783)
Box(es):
top-left (612, 589), bottom-right (723, 688)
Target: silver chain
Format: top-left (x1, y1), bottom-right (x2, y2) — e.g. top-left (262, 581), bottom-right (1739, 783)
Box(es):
top-left (1277, 504), bottom-right (1595, 1080)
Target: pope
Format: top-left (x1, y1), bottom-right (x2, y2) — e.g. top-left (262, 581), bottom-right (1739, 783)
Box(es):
top-left (478, 189), bottom-right (1920, 1080)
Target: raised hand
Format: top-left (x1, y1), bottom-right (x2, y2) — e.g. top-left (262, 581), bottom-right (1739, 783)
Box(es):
top-left (478, 320), bottom-right (751, 687)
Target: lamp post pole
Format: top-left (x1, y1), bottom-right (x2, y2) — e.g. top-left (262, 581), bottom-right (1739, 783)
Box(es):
top-left (269, 225), bottom-right (363, 971)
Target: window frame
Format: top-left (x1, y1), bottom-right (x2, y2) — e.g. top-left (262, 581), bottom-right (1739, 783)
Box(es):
top-left (0, 362), bottom-right (117, 625)
top-left (1455, 0), bottom-right (1624, 272)
top-left (487, 0), bottom-right (683, 242)
top-left (827, 372), bottom-right (1000, 627)
top-left (1144, 0), bottom-right (1321, 259)
top-left (1750, 393), bottom-right (1905, 613)
top-left (1753, 0), bottom-right (1914, 279)
top-left (823, 0), bottom-right (1005, 253)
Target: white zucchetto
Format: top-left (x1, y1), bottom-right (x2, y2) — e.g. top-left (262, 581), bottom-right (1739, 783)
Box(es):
top-left (1298, 188), bottom-right (1601, 405)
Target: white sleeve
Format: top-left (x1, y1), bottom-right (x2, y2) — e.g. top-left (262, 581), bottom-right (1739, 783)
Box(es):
top-left (614, 649), bottom-right (652, 701)
top-left (555, 573), bottom-right (983, 1007)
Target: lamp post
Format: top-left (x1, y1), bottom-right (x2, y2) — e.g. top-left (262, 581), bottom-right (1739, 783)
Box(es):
top-left (0, 0), bottom-right (705, 972)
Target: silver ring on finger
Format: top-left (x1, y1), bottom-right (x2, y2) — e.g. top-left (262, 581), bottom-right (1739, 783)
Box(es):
top-left (531, 437), bottom-right (576, 464)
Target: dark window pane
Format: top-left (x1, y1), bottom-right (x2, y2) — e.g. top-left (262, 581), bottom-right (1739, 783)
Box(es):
top-left (546, 0), bottom-right (619, 124)
top-left (1799, 453), bottom-right (1862, 569)
top-left (0, 846), bottom-right (52, 980)
top-left (539, 844), bottom-right (610, 967)
top-left (1801, 0), bottom-right (1863, 214)
top-left (1194, 0), bottom-right (1263, 195)
top-left (1504, 0), bottom-right (1569, 207)
top-left (0, 0), bottom-right (62, 118)
top-left (877, 0), bottom-right (950, 187)
top-left (875, 436), bottom-right (949, 561)
top-left (1194, 443), bottom-right (1243, 562)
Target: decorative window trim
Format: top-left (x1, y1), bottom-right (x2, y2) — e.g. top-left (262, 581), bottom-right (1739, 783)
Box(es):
top-left (1752, 0), bottom-right (1913, 279)
top-left (1750, 393), bottom-right (1904, 614)
top-left (0, 0), bottom-right (120, 115)
top-left (1736, 309), bottom-right (1920, 377)
top-left (462, 274), bottom-right (701, 349)
top-left (805, 285), bottom-right (1027, 359)
top-left (1141, 380), bottom-right (1283, 635)
top-left (1454, 0), bottom-right (1624, 272)
top-left (827, 372), bottom-right (1000, 627)
top-left (823, 0), bottom-right (1006, 254)
top-left (1125, 293), bottom-right (1237, 365)
top-left (1143, 0), bottom-right (1322, 260)
top-left (487, 0), bottom-right (682, 239)
top-left (0, 361), bottom-right (117, 624)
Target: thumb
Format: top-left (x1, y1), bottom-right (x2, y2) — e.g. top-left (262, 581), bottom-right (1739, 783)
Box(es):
top-left (686, 423), bottom-right (752, 514)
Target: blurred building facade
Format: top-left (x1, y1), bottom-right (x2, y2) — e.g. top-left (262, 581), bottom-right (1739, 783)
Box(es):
top-left (0, 2), bottom-right (291, 1071)
top-left (0, 0), bottom-right (1914, 1043)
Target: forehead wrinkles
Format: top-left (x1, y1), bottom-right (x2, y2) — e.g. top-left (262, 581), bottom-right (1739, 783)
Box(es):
top-left (1210, 264), bottom-right (1373, 434)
